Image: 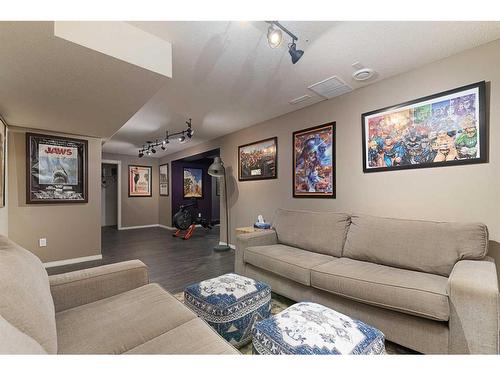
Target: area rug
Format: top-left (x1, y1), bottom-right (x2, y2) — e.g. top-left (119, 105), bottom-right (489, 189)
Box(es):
top-left (173, 291), bottom-right (416, 354)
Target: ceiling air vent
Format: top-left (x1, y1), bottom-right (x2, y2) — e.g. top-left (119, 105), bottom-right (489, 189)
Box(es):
top-left (307, 76), bottom-right (352, 99)
top-left (289, 94), bottom-right (312, 105)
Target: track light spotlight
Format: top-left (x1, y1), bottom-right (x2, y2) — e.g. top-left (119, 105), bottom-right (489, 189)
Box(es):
top-left (288, 42), bottom-right (304, 64)
top-left (161, 145), bottom-right (166, 151)
top-left (138, 150), bottom-right (144, 158)
top-left (151, 148), bottom-right (156, 154)
top-left (267, 25), bottom-right (283, 48)
top-left (265, 21), bottom-right (304, 64)
top-left (178, 135), bottom-right (186, 143)
top-left (146, 149), bottom-right (151, 156)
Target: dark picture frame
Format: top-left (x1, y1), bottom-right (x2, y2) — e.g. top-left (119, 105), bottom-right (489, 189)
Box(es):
top-left (293, 122), bottom-right (336, 199)
top-left (26, 132), bottom-right (88, 204)
top-left (238, 137), bottom-right (278, 181)
top-left (159, 163), bottom-right (169, 196)
top-left (0, 117), bottom-right (6, 207)
top-left (362, 81), bottom-right (487, 173)
top-left (183, 167), bottom-right (203, 199)
top-left (128, 165), bottom-right (152, 197)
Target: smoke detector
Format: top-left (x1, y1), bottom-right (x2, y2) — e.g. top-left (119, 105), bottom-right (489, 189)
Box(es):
top-left (352, 68), bottom-right (375, 81)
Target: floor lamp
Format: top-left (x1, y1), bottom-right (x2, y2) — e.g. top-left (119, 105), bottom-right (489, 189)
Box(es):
top-left (208, 157), bottom-right (231, 252)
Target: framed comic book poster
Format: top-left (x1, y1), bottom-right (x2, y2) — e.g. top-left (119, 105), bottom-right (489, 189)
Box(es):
top-left (129, 165), bottom-right (152, 197)
top-left (183, 167), bottom-right (203, 198)
top-left (238, 137), bottom-right (278, 181)
top-left (362, 81), bottom-right (487, 173)
top-left (159, 163), bottom-right (169, 196)
top-left (293, 122), bottom-right (335, 198)
top-left (26, 133), bottom-right (88, 204)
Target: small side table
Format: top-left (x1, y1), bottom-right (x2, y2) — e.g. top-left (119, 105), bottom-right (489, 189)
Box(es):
top-left (235, 226), bottom-right (268, 236)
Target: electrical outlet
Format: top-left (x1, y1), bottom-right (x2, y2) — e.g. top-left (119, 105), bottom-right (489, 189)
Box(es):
top-left (39, 238), bottom-right (47, 247)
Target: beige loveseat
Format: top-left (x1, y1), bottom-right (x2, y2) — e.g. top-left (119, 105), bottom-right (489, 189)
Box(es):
top-left (236, 209), bottom-right (499, 354)
top-left (0, 235), bottom-right (238, 354)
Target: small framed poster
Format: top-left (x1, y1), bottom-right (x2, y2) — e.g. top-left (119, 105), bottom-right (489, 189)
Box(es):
top-left (26, 132), bottom-right (88, 204)
top-left (293, 122), bottom-right (335, 198)
top-left (238, 137), bottom-right (278, 181)
top-left (129, 165), bottom-right (152, 197)
top-left (159, 163), bottom-right (169, 196)
top-left (362, 81), bottom-right (487, 173)
top-left (183, 167), bottom-right (203, 198)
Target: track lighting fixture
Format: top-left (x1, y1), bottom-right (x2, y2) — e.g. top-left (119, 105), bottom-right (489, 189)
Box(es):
top-left (267, 25), bottom-right (283, 48)
top-left (138, 118), bottom-right (193, 157)
top-left (265, 21), bottom-right (304, 64)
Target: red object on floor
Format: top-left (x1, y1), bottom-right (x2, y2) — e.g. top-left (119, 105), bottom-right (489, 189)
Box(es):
top-left (173, 224), bottom-right (196, 240)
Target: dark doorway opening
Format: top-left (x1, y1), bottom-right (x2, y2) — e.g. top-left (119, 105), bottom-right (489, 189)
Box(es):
top-left (171, 148), bottom-right (220, 226)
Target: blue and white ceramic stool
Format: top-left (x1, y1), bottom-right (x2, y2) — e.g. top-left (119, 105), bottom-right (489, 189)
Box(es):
top-left (184, 273), bottom-right (271, 348)
top-left (252, 302), bottom-right (386, 355)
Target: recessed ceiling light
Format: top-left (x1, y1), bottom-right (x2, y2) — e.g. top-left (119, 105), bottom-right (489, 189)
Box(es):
top-left (352, 68), bottom-right (375, 81)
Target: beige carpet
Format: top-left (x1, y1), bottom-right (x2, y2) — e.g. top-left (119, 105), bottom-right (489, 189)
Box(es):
top-left (174, 291), bottom-right (417, 354)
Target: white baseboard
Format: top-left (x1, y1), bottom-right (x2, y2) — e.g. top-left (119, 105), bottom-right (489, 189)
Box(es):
top-left (43, 254), bottom-right (102, 268)
top-left (119, 224), bottom-right (161, 230)
top-left (158, 224), bottom-right (176, 230)
top-left (219, 241), bottom-right (236, 250)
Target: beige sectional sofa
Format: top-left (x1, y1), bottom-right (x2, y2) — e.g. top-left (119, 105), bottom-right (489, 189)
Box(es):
top-left (236, 208), bottom-right (500, 354)
top-left (0, 235), bottom-right (238, 354)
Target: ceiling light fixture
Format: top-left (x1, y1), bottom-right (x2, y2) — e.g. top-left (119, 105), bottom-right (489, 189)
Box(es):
top-left (267, 25), bottom-right (283, 48)
top-left (265, 21), bottom-right (304, 64)
top-left (138, 118), bottom-right (193, 157)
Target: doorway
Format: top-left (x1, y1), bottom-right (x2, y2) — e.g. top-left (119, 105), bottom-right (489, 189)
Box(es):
top-left (101, 160), bottom-right (121, 229)
top-left (171, 149), bottom-right (221, 227)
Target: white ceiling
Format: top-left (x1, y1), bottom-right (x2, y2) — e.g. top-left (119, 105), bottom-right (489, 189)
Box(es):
top-left (103, 21), bottom-right (500, 157)
top-left (0, 21), bottom-right (168, 138)
top-left (2, 21), bottom-right (500, 155)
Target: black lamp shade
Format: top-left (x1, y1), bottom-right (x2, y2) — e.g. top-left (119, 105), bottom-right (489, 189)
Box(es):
top-left (288, 43), bottom-right (304, 64)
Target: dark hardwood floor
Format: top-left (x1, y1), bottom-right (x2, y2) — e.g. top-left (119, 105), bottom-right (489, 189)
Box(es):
top-left (47, 225), bottom-right (235, 294)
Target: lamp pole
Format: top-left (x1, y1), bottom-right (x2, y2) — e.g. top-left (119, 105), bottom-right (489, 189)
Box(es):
top-left (208, 156), bottom-right (230, 252)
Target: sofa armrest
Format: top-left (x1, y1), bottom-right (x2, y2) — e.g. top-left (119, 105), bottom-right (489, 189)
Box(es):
top-left (235, 230), bottom-right (277, 274)
top-left (448, 258), bottom-right (499, 354)
top-left (49, 260), bottom-right (149, 312)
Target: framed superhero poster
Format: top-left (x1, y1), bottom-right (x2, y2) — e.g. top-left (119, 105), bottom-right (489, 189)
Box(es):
top-left (26, 133), bottom-right (88, 204)
top-left (238, 137), bottom-right (278, 181)
top-left (183, 167), bottom-right (203, 199)
top-left (129, 165), bottom-right (152, 197)
top-left (362, 81), bottom-right (486, 173)
top-left (293, 122), bottom-right (335, 198)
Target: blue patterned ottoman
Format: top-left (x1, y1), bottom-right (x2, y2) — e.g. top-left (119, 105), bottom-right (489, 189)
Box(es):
top-left (252, 302), bottom-right (386, 355)
top-left (184, 273), bottom-right (271, 348)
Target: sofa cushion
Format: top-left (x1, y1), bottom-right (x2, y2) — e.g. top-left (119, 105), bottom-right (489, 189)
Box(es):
top-left (311, 258), bottom-right (449, 321)
top-left (56, 283), bottom-right (197, 354)
top-left (0, 236), bottom-right (57, 353)
top-left (244, 244), bottom-right (334, 286)
top-left (0, 315), bottom-right (47, 354)
top-left (125, 318), bottom-right (239, 354)
top-left (272, 209), bottom-right (350, 257)
top-left (343, 214), bottom-right (488, 276)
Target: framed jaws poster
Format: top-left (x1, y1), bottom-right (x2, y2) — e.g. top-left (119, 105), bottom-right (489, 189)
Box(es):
top-left (26, 133), bottom-right (88, 204)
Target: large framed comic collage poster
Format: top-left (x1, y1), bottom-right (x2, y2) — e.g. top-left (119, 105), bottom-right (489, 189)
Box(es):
top-left (26, 133), bottom-right (88, 204)
top-left (293, 122), bottom-right (335, 198)
top-left (362, 81), bottom-right (486, 173)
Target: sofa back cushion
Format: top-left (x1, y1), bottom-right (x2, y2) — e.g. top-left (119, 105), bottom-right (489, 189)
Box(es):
top-left (343, 214), bottom-right (488, 276)
top-left (0, 236), bottom-right (57, 353)
top-left (272, 209), bottom-right (350, 257)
